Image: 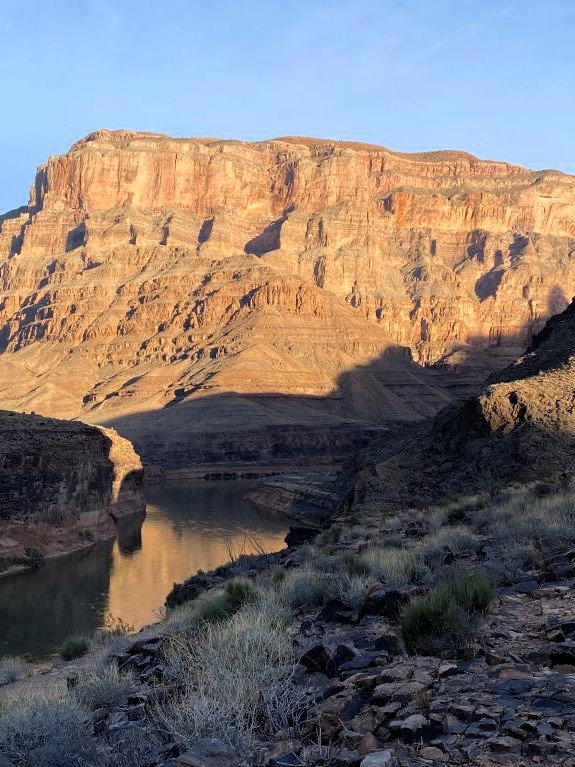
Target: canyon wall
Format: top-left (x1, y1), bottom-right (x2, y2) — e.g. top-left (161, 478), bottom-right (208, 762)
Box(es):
top-left (0, 410), bottom-right (144, 570)
top-left (0, 130), bottom-right (573, 466)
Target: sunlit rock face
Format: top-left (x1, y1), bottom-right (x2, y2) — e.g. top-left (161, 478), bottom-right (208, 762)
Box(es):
top-left (0, 130), bottom-right (573, 466)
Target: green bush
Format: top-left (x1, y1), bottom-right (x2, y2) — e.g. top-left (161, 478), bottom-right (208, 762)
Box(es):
top-left (192, 579), bottom-right (259, 625)
top-left (317, 525), bottom-right (342, 546)
top-left (279, 568), bottom-right (332, 609)
top-left (60, 634), bottom-right (91, 660)
top-left (341, 553), bottom-right (371, 577)
top-left (401, 571), bottom-right (494, 653)
top-left (196, 592), bottom-right (237, 623)
top-left (224, 578), bottom-right (258, 610)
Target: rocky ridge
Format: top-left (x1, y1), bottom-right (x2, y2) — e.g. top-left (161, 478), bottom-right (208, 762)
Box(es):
top-left (347, 295), bottom-right (575, 515)
top-left (1, 131), bottom-right (574, 466)
top-left (0, 410), bottom-right (144, 570)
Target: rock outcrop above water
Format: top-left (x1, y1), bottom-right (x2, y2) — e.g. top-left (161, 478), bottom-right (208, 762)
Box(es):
top-left (1, 131), bottom-right (574, 466)
top-left (0, 410), bottom-right (144, 570)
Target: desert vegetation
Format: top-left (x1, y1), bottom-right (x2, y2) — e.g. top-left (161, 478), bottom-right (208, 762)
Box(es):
top-left (2, 478), bottom-right (575, 766)
top-left (60, 634), bottom-right (91, 660)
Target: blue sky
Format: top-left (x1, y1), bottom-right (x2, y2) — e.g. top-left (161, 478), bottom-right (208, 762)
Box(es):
top-left (0, 0), bottom-right (573, 211)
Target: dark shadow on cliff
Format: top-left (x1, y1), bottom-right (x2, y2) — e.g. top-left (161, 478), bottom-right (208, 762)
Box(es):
top-left (351, 297), bottom-right (575, 510)
top-left (99, 330), bottom-right (535, 470)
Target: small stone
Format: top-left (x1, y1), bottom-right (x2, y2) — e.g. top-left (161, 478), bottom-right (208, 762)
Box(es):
top-left (299, 644), bottom-right (331, 674)
top-left (549, 641), bottom-right (575, 666)
top-left (91, 707), bottom-right (109, 723)
top-left (339, 729), bottom-right (363, 747)
top-left (128, 636), bottom-right (162, 655)
top-left (360, 750), bottom-right (396, 767)
top-left (318, 599), bottom-right (358, 624)
top-left (338, 652), bottom-right (384, 673)
top-left (438, 662), bottom-right (460, 678)
top-left (348, 709), bottom-right (384, 735)
top-left (128, 703), bottom-right (145, 720)
top-left (420, 746), bottom-right (448, 762)
top-left (373, 680), bottom-right (426, 704)
top-left (373, 633), bottom-right (405, 656)
top-left (488, 735), bottom-right (522, 753)
top-left (450, 703), bottom-right (475, 722)
top-left (268, 740), bottom-right (303, 759)
top-left (358, 733), bottom-right (379, 756)
top-left (400, 713), bottom-right (431, 744)
top-left (514, 580), bottom-right (539, 595)
top-left (332, 748), bottom-right (362, 767)
top-left (269, 755), bottom-right (303, 767)
top-left (360, 586), bottom-right (408, 621)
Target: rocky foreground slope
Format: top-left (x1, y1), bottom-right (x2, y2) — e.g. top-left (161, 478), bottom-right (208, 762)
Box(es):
top-left (0, 131), bottom-right (574, 466)
top-left (0, 411), bottom-right (144, 570)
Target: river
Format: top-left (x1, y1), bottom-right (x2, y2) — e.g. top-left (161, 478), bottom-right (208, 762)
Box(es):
top-left (0, 479), bottom-right (288, 659)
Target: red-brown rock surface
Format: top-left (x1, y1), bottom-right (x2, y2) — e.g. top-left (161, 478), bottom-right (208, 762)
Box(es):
top-left (0, 130), bottom-right (573, 466)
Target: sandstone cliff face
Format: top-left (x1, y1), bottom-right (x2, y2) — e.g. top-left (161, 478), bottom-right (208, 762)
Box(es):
top-left (0, 130), bottom-right (573, 465)
top-left (0, 411), bottom-right (144, 568)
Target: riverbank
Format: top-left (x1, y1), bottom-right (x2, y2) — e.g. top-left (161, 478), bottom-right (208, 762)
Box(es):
top-left (144, 463), bottom-right (343, 481)
top-left (0, 479), bottom-right (289, 660)
top-left (3, 479), bottom-right (575, 766)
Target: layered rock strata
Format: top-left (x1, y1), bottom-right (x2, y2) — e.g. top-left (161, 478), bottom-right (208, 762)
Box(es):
top-left (0, 410), bottom-right (144, 569)
top-left (0, 131), bottom-right (574, 465)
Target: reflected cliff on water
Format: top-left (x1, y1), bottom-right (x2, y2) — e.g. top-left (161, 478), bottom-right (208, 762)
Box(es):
top-left (0, 480), bottom-right (288, 659)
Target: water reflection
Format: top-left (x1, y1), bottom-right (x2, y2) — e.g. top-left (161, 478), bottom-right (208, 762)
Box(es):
top-left (0, 480), bottom-right (287, 659)
top-left (0, 543), bottom-right (114, 658)
top-left (105, 480), bottom-right (287, 630)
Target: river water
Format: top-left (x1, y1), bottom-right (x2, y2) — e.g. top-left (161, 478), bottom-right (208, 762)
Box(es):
top-left (0, 480), bottom-right (288, 659)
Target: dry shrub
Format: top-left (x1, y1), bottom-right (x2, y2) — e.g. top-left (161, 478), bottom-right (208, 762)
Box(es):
top-left (155, 597), bottom-right (306, 757)
top-left (0, 689), bottom-right (97, 767)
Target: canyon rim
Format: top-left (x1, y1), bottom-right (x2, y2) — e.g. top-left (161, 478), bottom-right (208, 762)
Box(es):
top-left (0, 131), bottom-right (573, 469)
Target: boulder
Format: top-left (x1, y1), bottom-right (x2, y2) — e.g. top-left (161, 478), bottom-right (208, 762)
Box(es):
top-left (360, 587), bottom-right (408, 621)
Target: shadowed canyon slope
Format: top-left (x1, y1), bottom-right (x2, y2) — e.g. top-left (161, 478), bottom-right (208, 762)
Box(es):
top-left (0, 410), bottom-right (144, 567)
top-left (0, 130), bottom-right (574, 466)
top-left (352, 297), bottom-right (575, 516)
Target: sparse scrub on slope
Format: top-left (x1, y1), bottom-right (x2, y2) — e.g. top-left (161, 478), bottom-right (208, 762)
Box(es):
top-left (0, 656), bottom-right (30, 684)
top-left (358, 546), bottom-right (430, 585)
top-left (60, 634), bottom-right (91, 660)
top-left (401, 571), bottom-right (494, 653)
top-left (0, 689), bottom-right (97, 767)
top-left (421, 526), bottom-right (479, 567)
top-left (71, 664), bottom-right (135, 710)
top-left (155, 597), bottom-right (305, 757)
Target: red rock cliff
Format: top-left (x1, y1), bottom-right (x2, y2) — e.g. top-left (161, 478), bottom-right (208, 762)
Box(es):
top-left (0, 131), bottom-right (573, 466)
